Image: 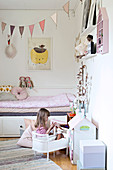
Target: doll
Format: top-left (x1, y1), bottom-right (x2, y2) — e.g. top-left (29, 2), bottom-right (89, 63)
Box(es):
top-left (19, 76), bottom-right (26, 88)
top-left (25, 77), bottom-right (34, 89)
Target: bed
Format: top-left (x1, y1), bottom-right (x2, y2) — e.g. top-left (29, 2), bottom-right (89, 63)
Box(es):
top-left (0, 93), bottom-right (76, 137)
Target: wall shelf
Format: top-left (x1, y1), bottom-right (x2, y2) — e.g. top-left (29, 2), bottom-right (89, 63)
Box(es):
top-left (81, 25), bottom-right (96, 37)
top-left (82, 53), bottom-right (97, 60)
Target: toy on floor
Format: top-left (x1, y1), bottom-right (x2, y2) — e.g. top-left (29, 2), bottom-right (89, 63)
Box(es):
top-left (32, 126), bottom-right (69, 161)
top-left (32, 108), bottom-right (69, 160)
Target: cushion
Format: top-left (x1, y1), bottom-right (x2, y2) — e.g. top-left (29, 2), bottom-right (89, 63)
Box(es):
top-left (11, 87), bottom-right (28, 100)
top-left (0, 85), bottom-right (12, 93)
top-left (24, 118), bottom-right (36, 131)
top-left (17, 125), bottom-right (32, 148)
top-left (0, 92), bottom-right (17, 101)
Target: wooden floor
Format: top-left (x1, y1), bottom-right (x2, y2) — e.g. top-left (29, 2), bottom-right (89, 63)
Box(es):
top-left (0, 137), bottom-right (77, 170)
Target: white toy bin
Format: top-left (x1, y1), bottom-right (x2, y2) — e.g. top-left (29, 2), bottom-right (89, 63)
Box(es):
top-left (80, 140), bottom-right (105, 169)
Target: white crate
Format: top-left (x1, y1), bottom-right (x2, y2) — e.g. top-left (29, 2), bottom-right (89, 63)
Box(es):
top-left (80, 140), bottom-right (105, 169)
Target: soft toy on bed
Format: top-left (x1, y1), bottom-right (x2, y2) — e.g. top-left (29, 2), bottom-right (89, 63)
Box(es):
top-left (25, 77), bottom-right (34, 89)
top-left (11, 87), bottom-right (28, 100)
top-left (19, 76), bottom-right (26, 88)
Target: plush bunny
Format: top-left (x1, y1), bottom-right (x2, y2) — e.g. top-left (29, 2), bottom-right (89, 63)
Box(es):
top-left (19, 76), bottom-right (26, 88)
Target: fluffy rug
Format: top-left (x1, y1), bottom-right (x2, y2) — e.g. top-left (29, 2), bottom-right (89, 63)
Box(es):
top-left (0, 139), bottom-right (62, 170)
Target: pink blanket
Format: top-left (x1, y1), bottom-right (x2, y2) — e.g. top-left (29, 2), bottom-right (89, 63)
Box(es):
top-left (0, 93), bottom-right (76, 108)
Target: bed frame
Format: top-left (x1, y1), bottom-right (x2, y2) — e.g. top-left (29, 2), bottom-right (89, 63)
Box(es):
top-left (0, 88), bottom-right (74, 137)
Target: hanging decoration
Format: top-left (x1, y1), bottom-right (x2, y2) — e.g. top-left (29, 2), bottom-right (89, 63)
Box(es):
top-left (63, 1), bottom-right (70, 17)
top-left (19, 26), bottom-right (24, 38)
top-left (39, 19), bottom-right (45, 33)
top-left (5, 35), bottom-right (17, 59)
top-left (10, 25), bottom-right (15, 36)
top-left (0, 1), bottom-right (73, 36)
top-left (1, 22), bottom-right (6, 33)
top-left (51, 12), bottom-right (57, 27)
top-left (29, 24), bottom-right (34, 37)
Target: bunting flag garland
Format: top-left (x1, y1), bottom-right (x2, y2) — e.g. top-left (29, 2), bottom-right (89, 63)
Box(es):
top-left (19, 26), bottom-right (24, 38)
top-left (51, 12), bottom-right (57, 27)
top-left (29, 24), bottom-right (34, 37)
top-left (63, 1), bottom-right (70, 17)
top-left (0, 1), bottom-right (71, 36)
top-left (39, 19), bottom-right (45, 33)
top-left (1, 22), bottom-right (6, 33)
top-left (10, 25), bottom-right (15, 36)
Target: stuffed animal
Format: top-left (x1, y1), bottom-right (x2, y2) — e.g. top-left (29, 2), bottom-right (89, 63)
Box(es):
top-left (25, 77), bottom-right (34, 89)
top-left (19, 76), bottom-right (26, 88)
top-left (5, 35), bottom-right (17, 59)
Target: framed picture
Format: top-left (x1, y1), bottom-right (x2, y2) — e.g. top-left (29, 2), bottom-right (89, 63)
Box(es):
top-left (97, 0), bottom-right (102, 10)
top-left (81, 0), bottom-right (91, 33)
top-left (88, 0), bottom-right (97, 26)
top-left (97, 0), bottom-right (102, 15)
top-left (28, 38), bottom-right (52, 70)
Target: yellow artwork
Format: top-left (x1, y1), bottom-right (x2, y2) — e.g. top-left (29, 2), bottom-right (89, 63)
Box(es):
top-left (28, 38), bottom-right (52, 70)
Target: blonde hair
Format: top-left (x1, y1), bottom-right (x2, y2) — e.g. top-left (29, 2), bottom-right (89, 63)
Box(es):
top-left (35, 108), bottom-right (50, 128)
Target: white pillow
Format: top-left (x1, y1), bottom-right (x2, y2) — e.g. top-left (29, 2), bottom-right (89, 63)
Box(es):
top-left (0, 92), bottom-right (17, 101)
top-left (17, 125), bottom-right (32, 148)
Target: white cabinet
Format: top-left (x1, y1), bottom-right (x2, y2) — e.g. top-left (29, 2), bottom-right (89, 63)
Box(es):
top-left (3, 117), bottom-right (25, 136)
top-left (0, 115), bottom-right (67, 137)
top-left (0, 116), bottom-right (36, 137)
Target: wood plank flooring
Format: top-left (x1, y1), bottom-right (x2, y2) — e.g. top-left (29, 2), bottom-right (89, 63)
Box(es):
top-left (0, 137), bottom-right (77, 170)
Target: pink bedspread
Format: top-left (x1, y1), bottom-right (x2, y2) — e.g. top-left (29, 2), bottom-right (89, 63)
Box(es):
top-left (0, 93), bottom-right (76, 108)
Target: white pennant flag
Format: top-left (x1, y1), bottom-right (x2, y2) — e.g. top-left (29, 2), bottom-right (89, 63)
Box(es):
top-left (51, 12), bottom-right (57, 27)
top-left (63, 1), bottom-right (69, 17)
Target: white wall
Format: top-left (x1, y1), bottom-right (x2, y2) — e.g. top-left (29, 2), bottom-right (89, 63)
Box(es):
top-left (0, 10), bottom-right (77, 94)
top-left (74, 1), bottom-right (113, 169)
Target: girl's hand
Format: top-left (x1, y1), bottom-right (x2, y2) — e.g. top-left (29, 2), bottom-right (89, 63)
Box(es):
top-left (50, 122), bottom-right (56, 129)
top-left (46, 122), bottom-right (55, 134)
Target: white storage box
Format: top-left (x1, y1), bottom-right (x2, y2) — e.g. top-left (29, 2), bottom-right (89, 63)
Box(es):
top-left (77, 160), bottom-right (105, 170)
top-left (80, 140), bottom-right (105, 169)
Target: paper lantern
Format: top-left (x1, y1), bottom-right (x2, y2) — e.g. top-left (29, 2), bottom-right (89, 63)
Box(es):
top-left (5, 44), bottom-right (17, 58)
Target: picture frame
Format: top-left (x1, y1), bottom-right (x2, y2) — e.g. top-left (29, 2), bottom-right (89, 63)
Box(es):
top-left (28, 38), bottom-right (52, 70)
top-left (97, 0), bottom-right (102, 10)
top-left (88, 0), bottom-right (97, 27)
top-left (97, 0), bottom-right (102, 15)
top-left (81, 0), bottom-right (91, 33)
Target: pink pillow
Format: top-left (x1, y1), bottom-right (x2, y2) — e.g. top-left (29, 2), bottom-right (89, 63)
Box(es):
top-left (24, 118), bottom-right (36, 131)
top-left (11, 87), bottom-right (28, 100)
top-left (17, 125), bottom-right (32, 148)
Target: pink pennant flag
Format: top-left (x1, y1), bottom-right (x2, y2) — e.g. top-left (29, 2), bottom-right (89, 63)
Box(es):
top-left (63, 1), bottom-right (70, 16)
top-left (19, 26), bottom-right (24, 38)
top-left (29, 24), bottom-right (34, 37)
top-left (10, 25), bottom-right (15, 36)
top-left (39, 19), bottom-right (45, 33)
top-left (1, 22), bottom-right (6, 33)
top-left (51, 13), bottom-right (57, 27)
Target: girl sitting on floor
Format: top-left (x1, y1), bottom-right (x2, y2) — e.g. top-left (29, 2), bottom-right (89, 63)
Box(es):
top-left (35, 108), bottom-right (64, 139)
